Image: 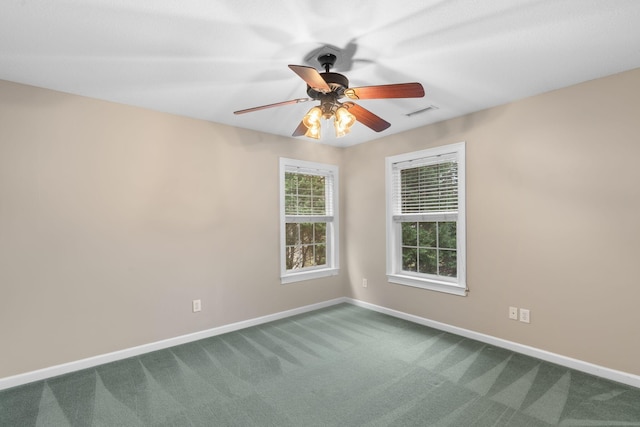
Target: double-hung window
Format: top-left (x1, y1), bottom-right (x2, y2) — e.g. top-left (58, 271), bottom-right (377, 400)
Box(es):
top-left (280, 158), bottom-right (339, 284)
top-left (385, 142), bottom-right (466, 296)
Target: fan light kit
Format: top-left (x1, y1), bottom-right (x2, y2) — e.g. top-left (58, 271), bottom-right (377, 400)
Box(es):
top-left (234, 53), bottom-right (425, 140)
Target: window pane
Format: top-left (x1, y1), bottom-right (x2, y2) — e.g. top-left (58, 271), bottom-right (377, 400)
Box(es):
top-left (285, 223), bottom-right (298, 246)
top-left (418, 248), bottom-right (437, 274)
top-left (439, 162), bottom-right (458, 210)
top-left (300, 223), bottom-right (314, 244)
top-left (421, 166), bottom-right (439, 211)
top-left (439, 249), bottom-right (457, 277)
top-left (297, 176), bottom-right (311, 195)
top-left (311, 196), bottom-right (325, 212)
top-left (315, 244), bottom-right (326, 265)
top-left (315, 223), bottom-right (326, 243)
top-left (303, 244), bottom-right (317, 267)
top-left (402, 247), bottom-right (417, 272)
top-left (439, 222), bottom-right (457, 249)
top-left (286, 246), bottom-right (299, 270)
top-left (285, 195), bottom-right (296, 215)
top-left (311, 176), bottom-right (325, 196)
top-left (284, 172), bottom-right (296, 193)
top-left (300, 196), bottom-right (313, 214)
top-left (418, 222), bottom-right (436, 247)
top-left (402, 222), bottom-right (418, 246)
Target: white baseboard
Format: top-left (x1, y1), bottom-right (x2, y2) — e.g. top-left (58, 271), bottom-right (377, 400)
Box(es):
top-left (0, 297), bottom-right (349, 391)
top-left (345, 298), bottom-right (640, 389)
top-left (2, 296), bottom-right (639, 391)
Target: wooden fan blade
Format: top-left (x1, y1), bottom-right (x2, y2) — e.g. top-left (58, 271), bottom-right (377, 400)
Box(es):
top-left (344, 82), bottom-right (425, 100)
top-left (292, 121), bottom-right (307, 137)
top-left (288, 65), bottom-right (331, 93)
top-left (343, 102), bottom-right (391, 132)
top-left (233, 98), bottom-right (311, 114)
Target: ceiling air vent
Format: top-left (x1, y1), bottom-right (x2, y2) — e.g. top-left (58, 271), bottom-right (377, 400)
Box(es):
top-left (406, 105), bottom-right (439, 117)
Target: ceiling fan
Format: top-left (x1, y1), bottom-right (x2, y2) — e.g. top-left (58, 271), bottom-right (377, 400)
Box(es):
top-left (233, 53), bottom-right (425, 140)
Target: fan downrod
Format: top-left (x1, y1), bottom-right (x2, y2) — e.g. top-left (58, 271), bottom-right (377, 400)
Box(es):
top-left (318, 53), bottom-right (337, 72)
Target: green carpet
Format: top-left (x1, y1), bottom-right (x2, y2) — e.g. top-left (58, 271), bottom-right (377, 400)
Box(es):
top-left (1, 304), bottom-right (639, 426)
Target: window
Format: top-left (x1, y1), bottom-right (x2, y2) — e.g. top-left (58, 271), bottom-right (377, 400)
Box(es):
top-left (385, 142), bottom-right (466, 296)
top-left (280, 158), bottom-right (339, 283)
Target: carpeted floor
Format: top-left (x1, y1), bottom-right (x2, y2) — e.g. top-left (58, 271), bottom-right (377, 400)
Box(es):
top-left (1, 303), bottom-right (639, 426)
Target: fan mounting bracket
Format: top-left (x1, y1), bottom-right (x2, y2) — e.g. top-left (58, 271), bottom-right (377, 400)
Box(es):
top-left (305, 45), bottom-right (344, 69)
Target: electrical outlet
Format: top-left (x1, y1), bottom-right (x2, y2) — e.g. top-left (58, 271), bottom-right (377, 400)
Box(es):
top-left (192, 299), bottom-right (202, 313)
top-left (362, 278), bottom-right (368, 288)
top-left (509, 306), bottom-right (518, 320)
top-left (519, 308), bottom-right (530, 323)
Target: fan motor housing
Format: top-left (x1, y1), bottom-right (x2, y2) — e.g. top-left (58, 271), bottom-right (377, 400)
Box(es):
top-left (307, 72), bottom-right (349, 99)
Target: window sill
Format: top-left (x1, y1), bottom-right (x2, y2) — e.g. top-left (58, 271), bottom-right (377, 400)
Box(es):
top-left (387, 274), bottom-right (467, 296)
top-left (281, 268), bottom-right (339, 284)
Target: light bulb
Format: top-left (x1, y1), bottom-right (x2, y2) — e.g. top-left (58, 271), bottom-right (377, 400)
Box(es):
top-left (305, 123), bottom-right (321, 139)
top-left (302, 106), bottom-right (322, 139)
top-left (334, 106), bottom-right (356, 137)
top-left (303, 107), bottom-right (322, 128)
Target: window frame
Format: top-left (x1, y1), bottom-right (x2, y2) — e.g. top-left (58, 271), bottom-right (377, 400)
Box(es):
top-left (279, 158), bottom-right (339, 284)
top-left (385, 142), bottom-right (467, 296)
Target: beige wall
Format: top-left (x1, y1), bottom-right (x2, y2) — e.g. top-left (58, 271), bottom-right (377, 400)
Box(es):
top-left (344, 68), bottom-right (640, 376)
top-left (2, 68), bottom-right (639, 381)
top-left (0, 80), bottom-right (346, 378)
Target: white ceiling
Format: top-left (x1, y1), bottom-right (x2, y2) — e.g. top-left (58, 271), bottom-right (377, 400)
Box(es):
top-left (2, 0), bottom-right (640, 147)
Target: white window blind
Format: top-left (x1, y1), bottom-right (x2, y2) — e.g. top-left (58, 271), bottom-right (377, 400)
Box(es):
top-left (391, 152), bottom-right (459, 221)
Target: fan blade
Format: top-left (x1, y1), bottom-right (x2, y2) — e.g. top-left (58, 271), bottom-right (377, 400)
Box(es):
top-left (288, 65), bottom-right (331, 93)
top-left (343, 102), bottom-right (391, 132)
top-left (344, 82), bottom-right (425, 100)
top-left (233, 98), bottom-right (310, 115)
top-left (292, 121), bottom-right (307, 137)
